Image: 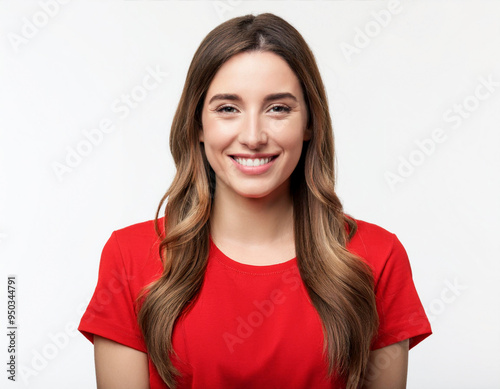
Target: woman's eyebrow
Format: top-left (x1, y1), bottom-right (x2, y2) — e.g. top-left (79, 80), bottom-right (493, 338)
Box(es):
top-left (208, 92), bottom-right (298, 105)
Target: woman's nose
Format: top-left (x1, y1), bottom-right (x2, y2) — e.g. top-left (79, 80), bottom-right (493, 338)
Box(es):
top-left (237, 113), bottom-right (268, 149)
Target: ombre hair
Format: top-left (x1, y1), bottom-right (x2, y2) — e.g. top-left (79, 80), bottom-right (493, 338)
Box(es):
top-left (137, 13), bottom-right (378, 388)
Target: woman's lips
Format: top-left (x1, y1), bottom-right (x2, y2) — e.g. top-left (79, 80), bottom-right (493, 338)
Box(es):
top-left (229, 155), bottom-right (278, 174)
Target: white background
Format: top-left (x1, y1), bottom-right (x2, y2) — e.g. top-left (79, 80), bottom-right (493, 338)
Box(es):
top-left (1, 1), bottom-right (499, 388)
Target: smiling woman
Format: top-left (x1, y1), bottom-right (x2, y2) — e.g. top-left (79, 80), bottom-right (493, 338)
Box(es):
top-left (201, 51), bottom-right (310, 201)
top-left (78, 12), bottom-right (431, 389)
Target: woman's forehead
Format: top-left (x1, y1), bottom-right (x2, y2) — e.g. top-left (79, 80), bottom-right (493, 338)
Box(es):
top-left (205, 51), bottom-right (304, 103)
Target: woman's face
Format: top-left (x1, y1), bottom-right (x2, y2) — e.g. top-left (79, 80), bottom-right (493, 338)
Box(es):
top-left (200, 51), bottom-right (310, 201)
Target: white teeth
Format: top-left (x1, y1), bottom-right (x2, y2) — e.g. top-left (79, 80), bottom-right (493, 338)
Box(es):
top-left (234, 157), bottom-right (271, 167)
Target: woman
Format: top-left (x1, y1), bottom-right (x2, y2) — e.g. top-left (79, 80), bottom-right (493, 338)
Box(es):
top-left (79, 13), bottom-right (431, 389)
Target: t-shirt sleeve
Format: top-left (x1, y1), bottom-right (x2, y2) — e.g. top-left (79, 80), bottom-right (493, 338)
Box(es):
top-left (78, 231), bottom-right (147, 353)
top-left (371, 233), bottom-right (432, 350)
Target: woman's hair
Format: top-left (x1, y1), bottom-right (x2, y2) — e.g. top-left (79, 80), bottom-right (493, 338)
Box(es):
top-left (137, 13), bottom-right (378, 388)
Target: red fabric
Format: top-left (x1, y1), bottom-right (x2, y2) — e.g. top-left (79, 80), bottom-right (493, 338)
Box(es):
top-left (78, 218), bottom-right (431, 388)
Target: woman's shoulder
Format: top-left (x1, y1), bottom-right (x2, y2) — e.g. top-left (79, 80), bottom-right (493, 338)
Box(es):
top-left (347, 213), bottom-right (396, 237)
top-left (346, 216), bottom-right (408, 275)
top-left (349, 217), bottom-right (397, 242)
top-left (109, 217), bottom-right (165, 249)
top-left (103, 217), bottom-right (165, 272)
top-left (113, 217), bottom-right (164, 239)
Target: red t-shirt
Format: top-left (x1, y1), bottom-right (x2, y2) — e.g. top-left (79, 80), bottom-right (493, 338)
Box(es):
top-left (78, 218), bottom-right (431, 388)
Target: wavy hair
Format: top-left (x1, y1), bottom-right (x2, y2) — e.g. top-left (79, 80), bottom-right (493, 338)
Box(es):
top-left (137, 13), bottom-right (378, 389)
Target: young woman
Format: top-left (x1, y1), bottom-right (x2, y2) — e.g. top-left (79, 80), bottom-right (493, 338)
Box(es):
top-left (79, 13), bottom-right (431, 389)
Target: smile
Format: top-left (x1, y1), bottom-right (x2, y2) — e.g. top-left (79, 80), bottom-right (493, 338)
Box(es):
top-left (229, 155), bottom-right (279, 174)
top-left (233, 157), bottom-right (274, 167)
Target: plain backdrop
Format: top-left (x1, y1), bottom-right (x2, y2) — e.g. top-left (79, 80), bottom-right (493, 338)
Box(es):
top-left (1, 1), bottom-right (499, 388)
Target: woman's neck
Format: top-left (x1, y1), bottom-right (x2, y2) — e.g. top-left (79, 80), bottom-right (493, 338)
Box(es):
top-left (209, 184), bottom-right (295, 264)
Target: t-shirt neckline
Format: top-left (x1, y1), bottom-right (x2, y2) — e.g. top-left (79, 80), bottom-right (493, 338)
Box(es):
top-left (209, 237), bottom-right (297, 275)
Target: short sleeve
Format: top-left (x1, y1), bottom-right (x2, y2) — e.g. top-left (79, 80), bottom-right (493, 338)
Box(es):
top-left (78, 232), bottom-right (147, 352)
top-left (371, 233), bottom-right (432, 350)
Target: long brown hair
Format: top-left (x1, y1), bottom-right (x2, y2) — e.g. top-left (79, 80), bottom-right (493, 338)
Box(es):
top-left (137, 13), bottom-right (378, 388)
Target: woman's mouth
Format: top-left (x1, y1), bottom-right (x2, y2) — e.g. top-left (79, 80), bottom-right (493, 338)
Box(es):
top-left (231, 156), bottom-right (276, 167)
top-left (229, 155), bottom-right (278, 174)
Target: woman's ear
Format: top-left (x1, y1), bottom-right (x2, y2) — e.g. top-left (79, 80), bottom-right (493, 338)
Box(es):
top-left (199, 127), bottom-right (204, 142)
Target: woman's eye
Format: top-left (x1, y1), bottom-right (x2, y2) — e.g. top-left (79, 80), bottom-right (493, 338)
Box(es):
top-left (217, 106), bottom-right (238, 114)
top-left (215, 105), bottom-right (291, 114)
top-left (270, 105), bottom-right (292, 114)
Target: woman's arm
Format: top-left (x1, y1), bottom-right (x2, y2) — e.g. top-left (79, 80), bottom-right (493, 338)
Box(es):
top-left (362, 339), bottom-right (409, 389)
top-left (94, 335), bottom-right (149, 389)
